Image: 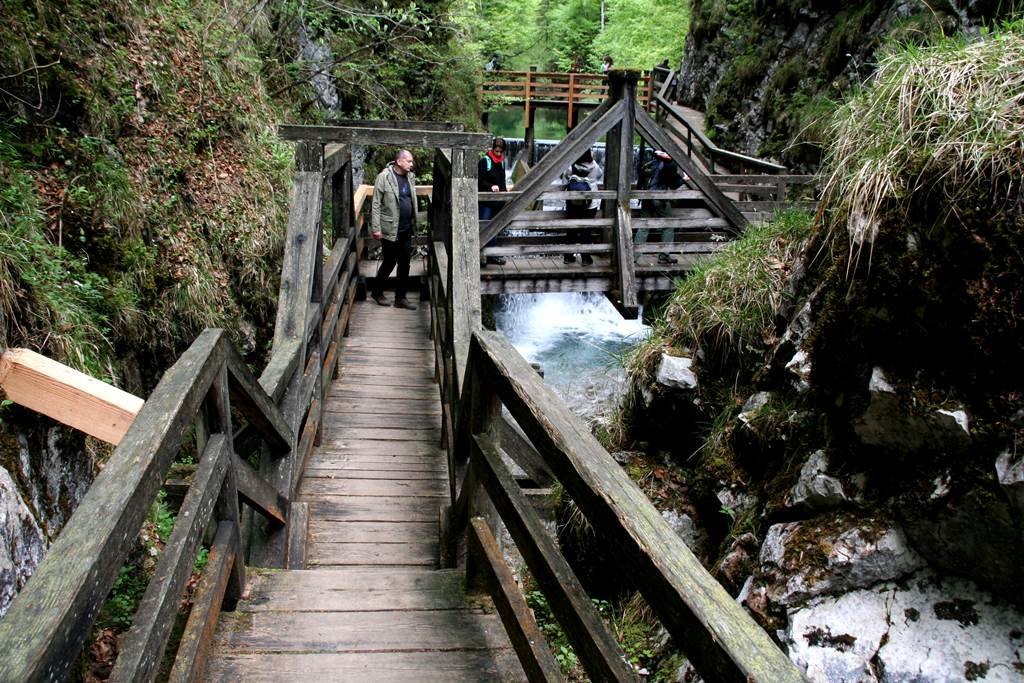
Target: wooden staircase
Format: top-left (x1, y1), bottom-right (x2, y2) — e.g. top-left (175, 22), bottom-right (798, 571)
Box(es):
top-left (204, 297), bottom-right (527, 681)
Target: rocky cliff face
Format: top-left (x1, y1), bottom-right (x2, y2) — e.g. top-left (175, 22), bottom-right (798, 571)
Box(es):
top-left (676, 0), bottom-right (1010, 170)
top-left (628, 22), bottom-right (1024, 680)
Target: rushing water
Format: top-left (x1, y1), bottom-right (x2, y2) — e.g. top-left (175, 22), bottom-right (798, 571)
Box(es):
top-left (494, 293), bottom-right (649, 424)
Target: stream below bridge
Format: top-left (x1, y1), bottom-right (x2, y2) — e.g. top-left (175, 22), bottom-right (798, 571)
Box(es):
top-left (494, 292), bottom-right (649, 425)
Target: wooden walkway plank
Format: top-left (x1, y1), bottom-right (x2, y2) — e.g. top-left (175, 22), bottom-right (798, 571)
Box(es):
top-left (207, 297), bottom-right (526, 681)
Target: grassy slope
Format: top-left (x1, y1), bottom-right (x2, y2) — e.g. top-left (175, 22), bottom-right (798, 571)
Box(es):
top-left (0, 0), bottom-right (293, 388)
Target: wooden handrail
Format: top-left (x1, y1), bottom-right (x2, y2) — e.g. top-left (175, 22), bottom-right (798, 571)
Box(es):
top-left (0, 135), bottom-right (364, 680)
top-left (652, 86), bottom-right (787, 174)
top-left (481, 69), bottom-right (655, 109)
top-left (433, 329), bottom-right (807, 682)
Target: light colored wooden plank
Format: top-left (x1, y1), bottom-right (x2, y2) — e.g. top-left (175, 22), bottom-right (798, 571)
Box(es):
top-left (307, 498), bottom-right (446, 522)
top-left (323, 400), bottom-right (441, 416)
top-left (308, 521), bottom-right (437, 543)
top-left (299, 477), bottom-right (446, 498)
top-left (308, 541), bottom-right (438, 566)
top-left (213, 610), bottom-right (513, 652)
top-left (239, 568), bottom-right (461, 612)
top-left (0, 348), bottom-right (144, 444)
top-left (325, 413), bottom-right (441, 429)
top-left (314, 440), bottom-right (443, 456)
top-left (302, 468), bottom-right (445, 480)
top-left (321, 426), bottom-right (440, 442)
top-left (204, 650), bottom-right (526, 682)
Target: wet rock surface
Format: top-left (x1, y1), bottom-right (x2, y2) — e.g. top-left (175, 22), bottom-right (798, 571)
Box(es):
top-left (0, 466), bottom-right (46, 618)
top-left (785, 571), bottom-right (1024, 682)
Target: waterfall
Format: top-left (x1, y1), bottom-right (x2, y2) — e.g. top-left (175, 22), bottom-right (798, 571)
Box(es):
top-left (495, 293), bottom-right (649, 423)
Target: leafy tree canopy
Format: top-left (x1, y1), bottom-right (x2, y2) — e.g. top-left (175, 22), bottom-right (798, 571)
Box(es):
top-left (461, 0), bottom-right (689, 71)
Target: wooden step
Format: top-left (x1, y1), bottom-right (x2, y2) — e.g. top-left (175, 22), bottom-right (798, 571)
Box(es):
top-left (206, 568), bottom-right (526, 682)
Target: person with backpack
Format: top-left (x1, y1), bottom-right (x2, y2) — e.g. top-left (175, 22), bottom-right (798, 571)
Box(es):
top-left (637, 150), bottom-right (685, 265)
top-left (562, 149), bottom-right (603, 265)
top-left (479, 137), bottom-right (508, 266)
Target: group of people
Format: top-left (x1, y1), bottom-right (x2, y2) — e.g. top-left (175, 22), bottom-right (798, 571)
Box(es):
top-left (368, 135), bottom-right (687, 308)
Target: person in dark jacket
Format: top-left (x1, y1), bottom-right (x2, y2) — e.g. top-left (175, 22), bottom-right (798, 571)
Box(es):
top-left (637, 150), bottom-right (685, 265)
top-left (370, 149), bottom-right (418, 309)
top-left (561, 149), bottom-right (603, 265)
top-left (479, 137), bottom-right (508, 266)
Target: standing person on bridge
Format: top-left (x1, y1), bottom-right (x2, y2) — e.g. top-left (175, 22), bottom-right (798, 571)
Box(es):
top-left (479, 136), bottom-right (508, 267)
top-left (636, 150), bottom-right (685, 265)
top-left (370, 149), bottom-right (418, 310)
top-left (562, 149), bottom-right (603, 265)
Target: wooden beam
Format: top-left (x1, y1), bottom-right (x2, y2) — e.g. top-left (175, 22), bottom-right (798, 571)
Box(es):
top-left (466, 518), bottom-right (562, 682)
top-left (168, 522), bottom-right (239, 683)
top-left (470, 331), bottom-right (806, 682)
top-left (278, 124), bottom-right (490, 149)
top-left (111, 434), bottom-right (232, 681)
top-left (0, 348), bottom-right (144, 444)
top-left (0, 330), bottom-right (229, 682)
top-left (611, 202), bottom-right (639, 319)
top-left (323, 119), bottom-right (466, 131)
top-left (481, 97), bottom-right (623, 245)
top-left (471, 435), bottom-right (636, 682)
top-left (633, 103), bottom-right (749, 234)
top-left (225, 347), bottom-right (292, 456)
top-left (449, 149), bottom-right (481, 395)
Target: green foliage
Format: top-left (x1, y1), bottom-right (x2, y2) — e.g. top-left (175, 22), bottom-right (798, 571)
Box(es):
top-left (629, 209), bottom-right (814, 381)
top-left (464, 0), bottom-right (688, 73)
top-left (820, 21), bottom-right (1024, 252)
top-left (96, 564), bottom-right (149, 630)
top-left (149, 490), bottom-right (176, 542)
top-left (526, 589), bottom-right (583, 674)
top-left (591, 0), bottom-right (690, 68)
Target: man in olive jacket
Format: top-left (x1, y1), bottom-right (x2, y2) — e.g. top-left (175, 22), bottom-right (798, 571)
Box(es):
top-left (370, 149), bottom-right (417, 310)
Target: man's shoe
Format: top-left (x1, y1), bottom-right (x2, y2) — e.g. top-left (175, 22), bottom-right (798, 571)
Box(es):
top-left (394, 298), bottom-right (418, 310)
top-left (581, 254), bottom-right (594, 265)
top-left (658, 253), bottom-right (679, 265)
top-left (371, 292), bottom-right (391, 306)
top-left (486, 255), bottom-right (507, 266)
top-left (564, 254), bottom-right (576, 264)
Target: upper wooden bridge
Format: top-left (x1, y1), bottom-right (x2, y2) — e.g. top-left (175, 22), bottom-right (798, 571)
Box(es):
top-left (0, 71), bottom-right (810, 681)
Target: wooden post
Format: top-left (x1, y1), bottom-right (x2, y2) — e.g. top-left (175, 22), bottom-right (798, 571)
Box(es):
top-left (567, 72), bottom-right (576, 131)
top-left (524, 105), bottom-right (537, 166)
top-left (331, 149), bottom-right (353, 239)
top-left (524, 66), bottom-right (535, 131)
top-left (603, 70), bottom-right (639, 318)
top-left (463, 349), bottom-right (502, 594)
top-left (208, 365), bottom-right (245, 607)
top-left (449, 148), bottom-right (481, 394)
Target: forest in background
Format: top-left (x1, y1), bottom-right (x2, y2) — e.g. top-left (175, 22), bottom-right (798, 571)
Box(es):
top-left (460, 0), bottom-right (689, 71)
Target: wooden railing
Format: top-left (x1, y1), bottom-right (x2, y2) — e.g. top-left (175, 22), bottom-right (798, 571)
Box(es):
top-left (0, 141), bottom-right (362, 680)
top-left (481, 69), bottom-right (656, 123)
top-left (427, 241), bottom-right (806, 681)
top-left (650, 70), bottom-right (787, 175)
top-left (478, 187), bottom-right (733, 264)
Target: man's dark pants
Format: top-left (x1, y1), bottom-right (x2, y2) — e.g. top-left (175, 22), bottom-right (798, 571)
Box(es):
top-left (373, 229), bottom-right (413, 300)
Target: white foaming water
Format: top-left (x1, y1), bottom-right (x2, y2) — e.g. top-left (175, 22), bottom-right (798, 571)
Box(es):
top-left (495, 293), bottom-right (649, 423)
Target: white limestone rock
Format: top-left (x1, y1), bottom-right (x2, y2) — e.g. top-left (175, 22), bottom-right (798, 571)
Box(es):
top-left (785, 571), bottom-right (1024, 682)
top-left (995, 450), bottom-right (1024, 514)
top-left (655, 353), bottom-right (698, 391)
top-left (853, 369), bottom-right (971, 455)
top-left (788, 450), bottom-right (847, 510)
top-left (759, 515), bottom-right (926, 606)
top-left (785, 349), bottom-right (812, 392)
top-left (661, 510), bottom-right (703, 552)
top-left (0, 466), bottom-right (46, 618)
top-left (738, 391), bottom-right (772, 425)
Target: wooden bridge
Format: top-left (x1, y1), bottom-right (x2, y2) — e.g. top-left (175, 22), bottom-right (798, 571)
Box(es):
top-left (0, 71), bottom-right (809, 681)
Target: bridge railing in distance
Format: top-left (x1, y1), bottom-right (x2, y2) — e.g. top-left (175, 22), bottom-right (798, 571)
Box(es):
top-left (652, 70), bottom-right (788, 176)
top-left (0, 141), bottom-right (363, 681)
top-left (481, 69), bottom-right (656, 120)
top-left (431, 327), bottom-right (808, 681)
